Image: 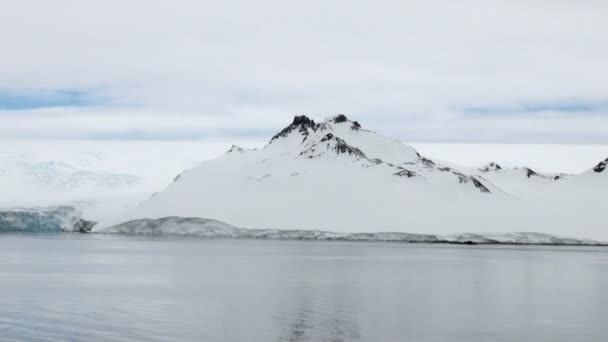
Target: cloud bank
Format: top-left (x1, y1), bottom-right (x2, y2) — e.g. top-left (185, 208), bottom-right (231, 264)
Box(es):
top-left (1, 0), bottom-right (607, 142)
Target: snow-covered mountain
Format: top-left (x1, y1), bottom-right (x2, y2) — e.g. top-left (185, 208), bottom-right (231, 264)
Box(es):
top-left (115, 114), bottom-right (608, 241)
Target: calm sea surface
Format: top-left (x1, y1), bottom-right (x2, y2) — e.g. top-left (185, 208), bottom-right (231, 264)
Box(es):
top-left (1, 234), bottom-right (607, 341)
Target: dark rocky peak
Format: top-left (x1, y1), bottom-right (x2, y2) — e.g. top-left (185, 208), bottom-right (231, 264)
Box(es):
top-left (292, 115), bottom-right (317, 127)
top-left (479, 162), bottom-right (502, 172)
top-left (328, 114), bottom-right (362, 130)
top-left (270, 115), bottom-right (319, 143)
top-left (593, 158), bottom-right (607, 173)
top-left (332, 114), bottom-right (349, 124)
top-left (524, 167), bottom-right (539, 178)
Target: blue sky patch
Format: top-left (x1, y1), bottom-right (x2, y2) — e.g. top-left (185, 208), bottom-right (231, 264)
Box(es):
top-left (463, 101), bottom-right (607, 116)
top-left (0, 89), bottom-right (101, 110)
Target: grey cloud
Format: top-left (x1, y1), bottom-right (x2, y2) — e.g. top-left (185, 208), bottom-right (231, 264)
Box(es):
top-left (0, 0), bottom-right (607, 142)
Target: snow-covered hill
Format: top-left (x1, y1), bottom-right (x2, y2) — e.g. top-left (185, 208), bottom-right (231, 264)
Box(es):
top-left (475, 162), bottom-right (570, 198)
top-left (115, 115), bottom-right (608, 240)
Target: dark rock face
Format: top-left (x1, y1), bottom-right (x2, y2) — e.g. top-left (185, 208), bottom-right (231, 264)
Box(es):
top-left (453, 171), bottom-right (469, 184)
top-left (593, 158), bottom-right (607, 173)
top-left (419, 156), bottom-right (435, 167)
top-left (270, 115), bottom-right (319, 143)
top-left (470, 177), bottom-right (491, 193)
top-left (393, 169), bottom-right (417, 178)
top-left (299, 133), bottom-right (366, 159)
top-left (332, 114), bottom-right (349, 124)
top-left (73, 219), bottom-right (97, 233)
top-left (292, 115), bottom-right (316, 127)
top-left (334, 137), bottom-right (366, 158)
top-left (320, 133), bottom-right (334, 142)
top-left (351, 121), bottom-right (361, 130)
top-left (524, 167), bottom-right (539, 178)
top-left (452, 171), bottom-right (491, 193)
top-left (480, 162), bottom-right (502, 172)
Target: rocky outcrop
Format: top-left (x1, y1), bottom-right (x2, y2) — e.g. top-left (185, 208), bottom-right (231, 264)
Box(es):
top-left (226, 145), bottom-right (245, 154)
top-left (452, 171), bottom-right (491, 193)
top-left (524, 167), bottom-right (539, 178)
top-left (593, 158), bottom-right (607, 173)
top-left (479, 162), bottom-right (502, 172)
top-left (393, 169), bottom-right (417, 178)
top-left (332, 114), bottom-right (349, 124)
top-left (73, 219), bottom-right (97, 233)
top-left (269, 115), bottom-right (319, 143)
top-left (470, 177), bottom-right (491, 193)
top-left (301, 133), bottom-right (366, 159)
top-left (329, 114), bottom-right (362, 130)
top-left (333, 137), bottom-right (366, 157)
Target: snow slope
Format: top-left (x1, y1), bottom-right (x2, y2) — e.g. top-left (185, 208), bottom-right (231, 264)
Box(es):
top-left (116, 114), bottom-right (607, 240)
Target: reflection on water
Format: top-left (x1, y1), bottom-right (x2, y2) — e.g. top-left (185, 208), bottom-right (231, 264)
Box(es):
top-left (0, 234), bottom-right (607, 341)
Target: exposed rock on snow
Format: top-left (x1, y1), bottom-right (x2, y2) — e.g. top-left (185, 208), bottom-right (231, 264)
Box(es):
top-left (226, 145), bottom-right (246, 154)
top-left (593, 158), bottom-right (607, 173)
top-left (393, 169), bottom-right (417, 178)
top-left (479, 162), bottom-right (502, 172)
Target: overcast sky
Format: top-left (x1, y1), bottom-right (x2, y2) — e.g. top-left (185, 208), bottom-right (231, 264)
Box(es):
top-left (1, 0), bottom-right (607, 143)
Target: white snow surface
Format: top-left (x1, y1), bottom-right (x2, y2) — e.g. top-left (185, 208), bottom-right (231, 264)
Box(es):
top-left (0, 139), bottom-right (257, 223)
top-left (116, 115), bottom-right (608, 241)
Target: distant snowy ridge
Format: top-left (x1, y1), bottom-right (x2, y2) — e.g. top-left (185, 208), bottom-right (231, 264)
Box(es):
top-left (0, 158), bottom-right (141, 191)
top-left (100, 217), bottom-right (605, 246)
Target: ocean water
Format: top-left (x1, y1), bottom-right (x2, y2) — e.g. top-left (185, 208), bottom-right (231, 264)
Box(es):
top-left (0, 234), bottom-right (607, 341)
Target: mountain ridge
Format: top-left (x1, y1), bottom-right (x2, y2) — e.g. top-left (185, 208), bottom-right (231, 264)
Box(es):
top-left (108, 114), bottom-right (608, 240)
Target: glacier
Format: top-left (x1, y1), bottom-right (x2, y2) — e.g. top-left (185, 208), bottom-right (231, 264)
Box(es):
top-left (99, 217), bottom-right (605, 246)
top-left (2, 208), bottom-right (601, 245)
top-left (0, 206), bottom-right (96, 233)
